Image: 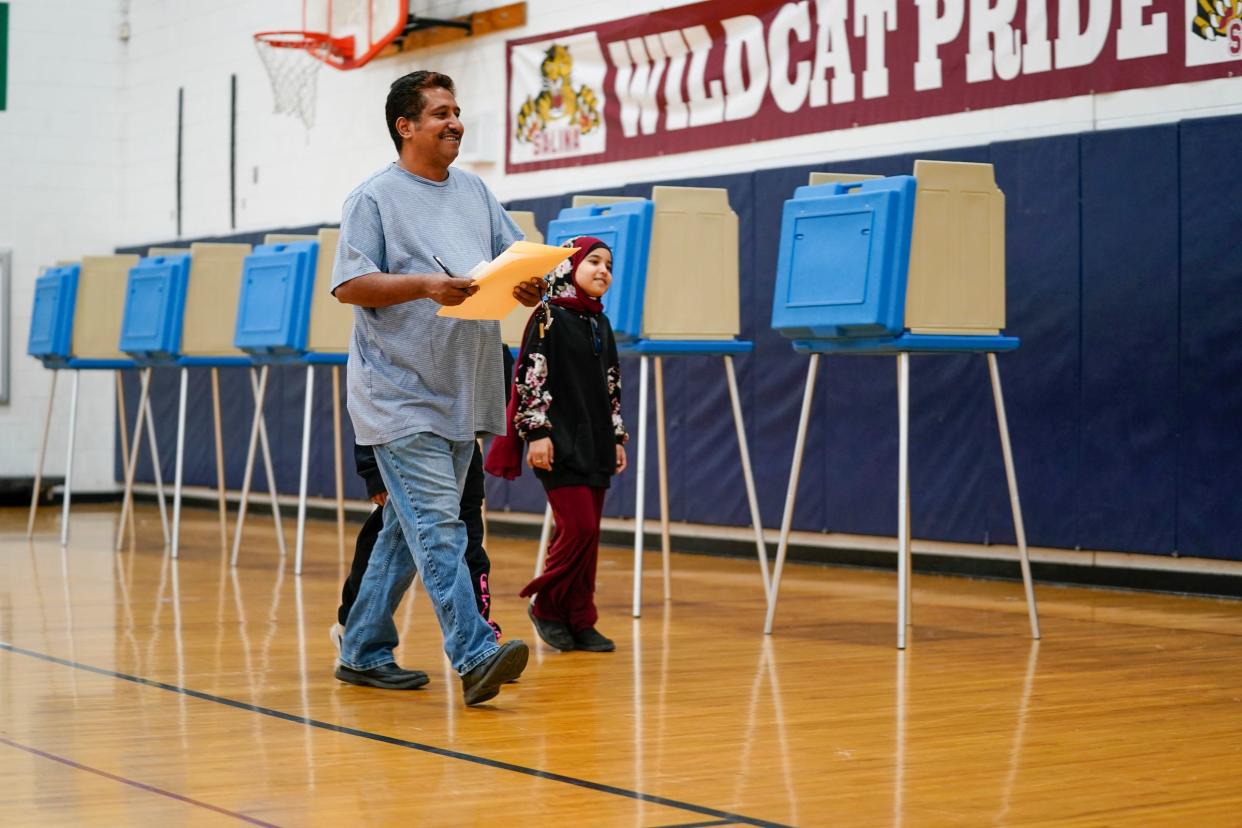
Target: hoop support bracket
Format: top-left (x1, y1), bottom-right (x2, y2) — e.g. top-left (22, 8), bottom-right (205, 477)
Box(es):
top-left (404, 15), bottom-right (473, 36)
top-left (380, 2), bottom-right (526, 58)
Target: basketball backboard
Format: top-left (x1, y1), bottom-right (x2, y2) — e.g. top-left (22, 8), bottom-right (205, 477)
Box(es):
top-left (301, 0), bottom-right (407, 69)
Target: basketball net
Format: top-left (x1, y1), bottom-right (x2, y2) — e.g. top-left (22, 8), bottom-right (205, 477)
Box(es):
top-left (254, 32), bottom-right (333, 129)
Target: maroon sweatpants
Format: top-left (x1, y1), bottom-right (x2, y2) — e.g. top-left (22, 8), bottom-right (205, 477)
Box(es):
top-left (519, 485), bottom-right (606, 631)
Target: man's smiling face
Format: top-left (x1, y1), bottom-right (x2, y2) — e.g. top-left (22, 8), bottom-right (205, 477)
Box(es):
top-left (405, 86), bottom-right (463, 168)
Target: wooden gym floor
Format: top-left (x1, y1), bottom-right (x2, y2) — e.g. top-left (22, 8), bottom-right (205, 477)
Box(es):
top-left (2, 504), bottom-right (1241, 826)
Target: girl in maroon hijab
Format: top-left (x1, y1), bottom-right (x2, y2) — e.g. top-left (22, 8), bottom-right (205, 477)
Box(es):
top-left (485, 236), bottom-right (627, 652)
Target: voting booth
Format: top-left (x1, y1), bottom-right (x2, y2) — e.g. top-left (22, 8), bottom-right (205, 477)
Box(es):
top-left (226, 234), bottom-right (320, 567)
top-left (222, 229), bottom-right (353, 575)
top-left (123, 242), bottom-right (291, 562)
top-left (536, 187), bottom-right (770, 618)
top-left (113, 252), bottom-right (193, 553)
top-left (763, 162), bottom-right (1039, 649)
top-left (25, 255), bottom-right (174, 547)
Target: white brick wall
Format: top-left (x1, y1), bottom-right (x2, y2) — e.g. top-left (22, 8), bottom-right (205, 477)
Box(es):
top-left (0, 0), bottom-right (127, 490)
top-left (2, 0), bottom-right (1241, 491)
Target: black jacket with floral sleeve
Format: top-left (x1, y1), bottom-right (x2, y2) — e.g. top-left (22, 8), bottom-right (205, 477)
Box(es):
top-left (514, 305), bottom-right (626, 490)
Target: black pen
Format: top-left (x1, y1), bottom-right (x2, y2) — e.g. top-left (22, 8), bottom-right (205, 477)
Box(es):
top-left (433, 255), bottom-right (475, 293)
top-left (433, 255), bottom-right (474, 294)
top-left (432, 255), bottom-right (456, 277)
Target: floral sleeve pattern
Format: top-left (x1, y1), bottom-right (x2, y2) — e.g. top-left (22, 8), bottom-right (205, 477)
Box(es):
top-left (608, 364), bottom-right (627, 444)
top-left (515, 352), bottom-right (552, 439)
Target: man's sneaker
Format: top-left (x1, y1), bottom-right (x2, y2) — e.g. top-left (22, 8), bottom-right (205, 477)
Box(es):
top-left (329, 623), bottom-right (343, 656)
top-left (571, 627), bottom-right (615, 652)
top-left (461, 640), bottom-right (529, 706)
top-left (335, 662), bottom-right (430, 690)
top-left (527, 603), bottom-right (575, 651)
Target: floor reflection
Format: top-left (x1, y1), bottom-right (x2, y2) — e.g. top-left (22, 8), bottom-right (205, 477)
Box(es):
top-left (997, 640), bottom-right (1040, 824)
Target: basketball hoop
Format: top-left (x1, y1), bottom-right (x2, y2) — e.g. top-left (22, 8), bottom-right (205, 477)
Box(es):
top-left (254, 31), bottom-right (352, 129)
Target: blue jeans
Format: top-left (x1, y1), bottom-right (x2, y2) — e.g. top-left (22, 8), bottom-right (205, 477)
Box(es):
top-left (339, 432), bottom-right (499, 675)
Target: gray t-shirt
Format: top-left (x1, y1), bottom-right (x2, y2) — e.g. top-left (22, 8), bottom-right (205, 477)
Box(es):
top-left (331, 164), bottom-right (523, 445)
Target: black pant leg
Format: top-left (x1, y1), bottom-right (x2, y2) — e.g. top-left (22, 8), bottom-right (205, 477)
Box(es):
top-left (460, 442), bottom-right (493, 622)
top-left (338, 506), bottom-right (386, 626)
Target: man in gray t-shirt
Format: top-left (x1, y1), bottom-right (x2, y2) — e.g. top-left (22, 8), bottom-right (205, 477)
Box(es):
top-left (331, 70), bottom-right (538, 706)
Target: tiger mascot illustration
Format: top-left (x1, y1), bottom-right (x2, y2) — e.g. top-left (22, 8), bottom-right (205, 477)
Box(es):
top-left (1191, 0), bottom-right (1242, 40)
top-left (515, 44), bottom-right (602, 144)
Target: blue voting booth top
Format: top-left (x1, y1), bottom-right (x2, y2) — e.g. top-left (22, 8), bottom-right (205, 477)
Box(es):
top-left (234, 241), bottom-right (319, 364)
top-left (772, 175), bottom-right (1018, 355)
top-left (28, 264), bottom-right (80, 368)
top-left (772, 176), bottom-right (917, 342)
top-left (119, 253), bottom-right (192, 365)
top-left (546, 201), bottom-right (652, 342)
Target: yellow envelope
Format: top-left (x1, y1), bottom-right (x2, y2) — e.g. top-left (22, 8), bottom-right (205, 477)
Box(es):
top-left (437, 241), bottom-right (577, 320)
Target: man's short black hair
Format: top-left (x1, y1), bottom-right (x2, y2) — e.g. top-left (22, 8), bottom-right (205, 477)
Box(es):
top-left (385, 71), bottom-right (456, 153)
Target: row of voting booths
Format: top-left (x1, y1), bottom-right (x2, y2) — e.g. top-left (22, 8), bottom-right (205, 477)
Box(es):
top-left (27, 160), bottom-right (1040, 649)
top-left (27, 229), bottom-right (354, 577)
top-left (503, 162), bottom-right (1038, 648)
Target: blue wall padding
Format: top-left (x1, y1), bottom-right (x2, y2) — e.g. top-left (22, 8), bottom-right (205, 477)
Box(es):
top-left (117, 117), bottom-right (1242, 561)
top-left (986, 136), bottom-right (1082, 551)
top-left (1078, 126), bottom-right (1181, 554)
top-left (1177, 116), bottom-right (1242, 561)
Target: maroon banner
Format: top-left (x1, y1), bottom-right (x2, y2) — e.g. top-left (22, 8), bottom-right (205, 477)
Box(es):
top-left (505, 0), bottom-right (1241, 173)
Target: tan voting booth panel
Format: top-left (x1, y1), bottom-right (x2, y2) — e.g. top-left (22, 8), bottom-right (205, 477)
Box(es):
top-left (180, 243), bottom-right (253, 358)
top-left (570, 195), bottom-right (644, 208)
top-left (263, 233), bottom-right (317, 244)
top-left (509, 210), bottom-right (543, 244)
top-left (905, 161), bottom-right (1006, 336)
top-left (306, 228), bottom-right (354, 354)
top-left (643, 186), bottom-right (739, 341)
top-left (499, 211), bottom-right (543, 348)
top-left (72, 255), bottom-right (140, 360)
top-left (808, 172), bottom-right (881, 186)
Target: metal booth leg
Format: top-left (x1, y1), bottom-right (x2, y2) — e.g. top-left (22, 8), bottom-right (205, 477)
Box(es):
top-left (142, 381), bottom-right (171, 548)
top-left (295, 364), bottom-right (314, 575)
top-left (724, 355), bottom-right (771, 600)
top-left (210, 368), bottom-right (228, 553)
top-left (631, 355), bottom-right (650, 618)
top-left (988, 353), bottom-right (1041, 639)
top-left (255, 380), bottom-right (286, 559)
top-left (172, 366), bottom-right (189, 558)
top-left (896, 353), bottom-right (911, 650)
top-left (764, 354), bottom-right (819, 635)
top-left (115, 370), bottom-right (137, 546)
top-left (231, 366), bottom-right (269, 567)
top-left (654, 356), bottom-right (672, 602)
top-left (534, 503), bottom-right (553, 578)
top-left (332, 365), bottom-right (346, 561)
top-left (59, 370), bottom-right (81, 547)
top-left (27, 370), bottom-right (59, 538)
top-left (116, 367), bottom-right (152, 550)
